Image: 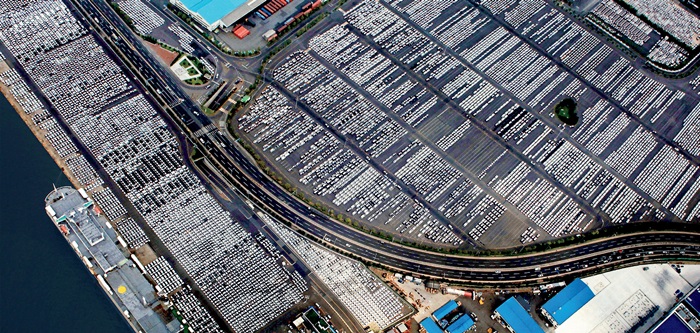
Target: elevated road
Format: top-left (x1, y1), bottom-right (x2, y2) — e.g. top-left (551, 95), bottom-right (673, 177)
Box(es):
top-left (199, 130), bottom-right (700, 285)
top-left (74, 0), bottom-right (700, 286)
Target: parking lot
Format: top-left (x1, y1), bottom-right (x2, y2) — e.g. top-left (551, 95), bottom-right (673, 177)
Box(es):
top-left (236, 0), bottom-right (700, 250)
top-left (262, 212), bottom-right (412, 330)
top-left (0, 0), bottom-right (307, 332)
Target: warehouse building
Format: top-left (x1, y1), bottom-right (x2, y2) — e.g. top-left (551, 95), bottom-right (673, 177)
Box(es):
top-left (445, 314), bottom-right (474, 333)
top-left (541, 278), bottom-right (594, 326)
top-left (419, 300), bottom-right (475, 333)
top-left (494, 297), bottom-right (544, 333)
top-left (169, 0), bottom-right (265, 31)
top-left (650, 285), bottom-right (700, 333)
top-left (557, 264), bottom-right (700, 333)
top-left (432, 300), bottom-right (459, 322)
top-left (420, 317), bottom-right (443, 333)
top-left (653, 313), bottom-right (696, 333)
top-left (685, 288), bottom-right (700, 313)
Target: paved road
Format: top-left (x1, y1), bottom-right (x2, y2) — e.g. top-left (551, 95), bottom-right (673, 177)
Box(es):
top-left (199, 129), bottom-right (700, 284)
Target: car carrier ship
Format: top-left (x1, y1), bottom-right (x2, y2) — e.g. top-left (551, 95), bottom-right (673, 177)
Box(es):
top-left (44, 186), bottom-right (181, 333)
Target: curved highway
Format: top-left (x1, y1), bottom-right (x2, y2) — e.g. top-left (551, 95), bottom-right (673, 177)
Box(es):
top-left (197, 130), bottom-right (700, 284)
top-left (77, 0), bottom-right (700, 285)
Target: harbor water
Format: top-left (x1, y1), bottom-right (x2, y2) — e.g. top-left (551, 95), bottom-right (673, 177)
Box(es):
top-left (0, 93), bottom-right (132, 332)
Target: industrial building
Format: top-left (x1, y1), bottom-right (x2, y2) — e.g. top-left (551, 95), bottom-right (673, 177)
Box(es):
top-left (555, 264), bottom-right (700, 333)
top-left (419, 300), bottom-right (475, 333)
top-left (653, 313), bottom-right (696, 333)
top-left (432, 300), bottom-right (459, 322)
top-left (494, 297), bottom-right (544, 333)
top-left (169, 0), bottom-right (265, 31)
top-left (420, 317), bottom-right (443, 333)
top-left (445, 314), bottom-right (474, 333)
top-left (650, 286), bottom-right (700, 333)
top-left (540, 278), bottom-right (594, 326)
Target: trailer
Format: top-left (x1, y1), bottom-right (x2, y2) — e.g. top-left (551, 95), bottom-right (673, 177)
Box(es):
top-left (445, 288), bottom-right (475, 299)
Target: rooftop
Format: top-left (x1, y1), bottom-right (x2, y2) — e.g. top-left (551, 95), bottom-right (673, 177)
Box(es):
top-left (557, 264), bottom-right (700, 333)
top-left (176, 0), bottom-right (263, 26)
top-left (685, 289), bottom-right (700, 313)
top-left (433, 300), bottom-right (458, 321)
top-left (653, 313), bottom-right (694, 333)
top-left (419, 317), bottom-right (443, 333)
top-left (445, 314), bottom-right (474, 333)
top-left (542, 278), bottom-right (593, 325)
top-left (496, 297), bottom-right (544, 333)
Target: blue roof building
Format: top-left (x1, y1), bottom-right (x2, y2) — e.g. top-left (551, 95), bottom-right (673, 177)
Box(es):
top-left (170, 0), bottom-right (262, 30)
top-left (653, 314), bottom-right (693, 333)
top-left (495, 297), bottom-right (544, 333)
top-left (445, 314), bottom-right (475, 333)
top-left (684, 289), bottom-right (700, 313)
top-left (420, 317), bottom-right (443, 333)
top-left (433, 300), bottom-right (459, 322)
top-left (542, 278), bottom-right (594, 325)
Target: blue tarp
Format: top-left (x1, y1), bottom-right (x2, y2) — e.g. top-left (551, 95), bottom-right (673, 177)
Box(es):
top-left (420, 317), bottom-right (443, 333)
top-left (684, 289), bottom-right (700, 314)
top-left (496, 297), bottom-right (544, 333)
top-left (433, 300), bottom-right (458, 321)
top-left (653, 314), bottom-right (693, 333)
top-left (179, 0), bottom-right (248, 25)
top-left (446, 314), bottom-right (475, 333)
top-left (542, 278), bottom-right (594, 325)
